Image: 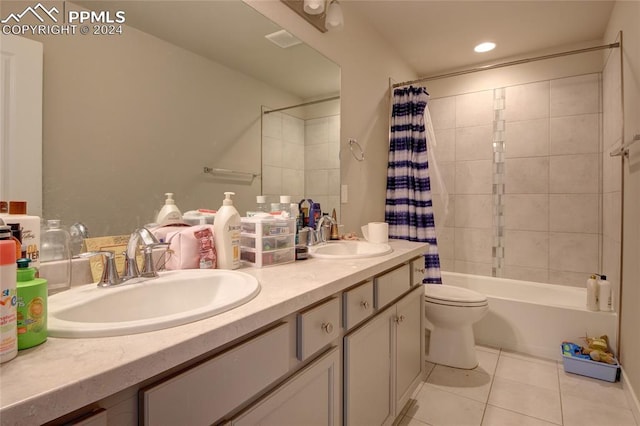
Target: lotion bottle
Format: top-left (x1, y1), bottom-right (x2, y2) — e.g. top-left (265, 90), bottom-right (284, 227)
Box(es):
top-left (586, 274), bottom-right (599, 311)
top-left (156, 193), bottom-right (182, 225)
top-left (598, 274), bottom-right (612, 312)
top-left (213, 192), bottom-right (241, 270)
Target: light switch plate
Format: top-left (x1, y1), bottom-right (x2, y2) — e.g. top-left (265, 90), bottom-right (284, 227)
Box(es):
top-left (341, 184), bottom-right (348, 203)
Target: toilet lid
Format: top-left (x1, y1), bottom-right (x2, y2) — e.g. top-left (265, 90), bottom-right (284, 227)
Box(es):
top-left (424, 284), bottom-right (488, 307)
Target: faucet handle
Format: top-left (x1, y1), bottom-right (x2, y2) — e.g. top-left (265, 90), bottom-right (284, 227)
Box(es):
top-left (141, 243), bottom-right (170, 278)
top-left (79, 250), bottom-right (122, 287)
top-left (123, 251), bottom-right (141, 281)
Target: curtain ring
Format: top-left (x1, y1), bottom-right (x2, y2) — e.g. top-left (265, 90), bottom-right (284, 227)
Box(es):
top-left (348, 138), bottom-right (365, 161)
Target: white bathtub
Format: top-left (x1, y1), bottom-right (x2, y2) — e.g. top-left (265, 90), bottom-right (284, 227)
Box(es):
top-left (442, 271), bottom-right (618, 360)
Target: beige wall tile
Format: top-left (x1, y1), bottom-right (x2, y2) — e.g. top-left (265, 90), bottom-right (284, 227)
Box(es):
top-left (549, 154), bottom-right (599, 194)
top-left (505, 118), bottom-right (549, 158)
top-left (505, 157), bottom-right (549, 194)
top-left (504, 230), bottom-right (549, 269)
top-left (548, 232), bottom-right (599, 273)
top-left (504, 194), bottom-right (549, 231)
top-left (550, 73), bottom-right (601, 117)
top-left (505, 81), bottom-right (549, 122)
top-left (549, 194), bottom-right (599, 233)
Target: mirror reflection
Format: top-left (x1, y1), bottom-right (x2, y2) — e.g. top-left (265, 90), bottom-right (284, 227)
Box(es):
top-left (3, 0), bottom-right (340, 237)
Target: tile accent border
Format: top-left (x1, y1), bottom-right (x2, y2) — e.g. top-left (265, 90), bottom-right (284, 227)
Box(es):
top-left (492, 88), bottom-right (506, 277)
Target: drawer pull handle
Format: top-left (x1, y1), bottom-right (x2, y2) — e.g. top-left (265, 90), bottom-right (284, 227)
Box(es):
top-left (415, 268), bottom-right (425, 274)
top-left (321, 322), bottom-right (334, 334)
top-left (395, 315), bottom-right (405, 324)
top-left (360, 300), bottom-right (370, 310)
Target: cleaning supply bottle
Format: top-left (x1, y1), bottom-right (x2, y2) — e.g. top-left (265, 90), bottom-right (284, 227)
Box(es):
top-left (156, 193), bottom-right (182, 225)
top-left (15, 258), bottom-right (47, 349)
top-left (586, 274), bottom-right (599, 311)
top-left (598, 275), bottom-right (612, 312)
top-left (0, 240), bottom-right (18, 363)
top-left (213, 192), bottom-right (241, 270)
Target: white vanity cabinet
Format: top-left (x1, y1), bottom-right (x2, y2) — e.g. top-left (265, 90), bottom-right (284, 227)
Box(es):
top-left (230, 346), bottom-right (340, 426)
top-left (31, 247), bottom-right (427, 426)
top-left (344, 267), bottom-right (424, 426)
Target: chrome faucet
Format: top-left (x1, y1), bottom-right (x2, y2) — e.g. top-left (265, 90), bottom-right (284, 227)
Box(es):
top-left (79, 250), bottom-right (123, 287)
top-left (307, 215), bottom-right (337, 246)
top-left (80, 227), bottom-right (168, 287)
top-left (123, 227), bottom-right (168, 280)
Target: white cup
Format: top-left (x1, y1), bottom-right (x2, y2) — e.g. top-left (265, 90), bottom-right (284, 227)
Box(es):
top-left (361, 222), bottom-right (388, 244)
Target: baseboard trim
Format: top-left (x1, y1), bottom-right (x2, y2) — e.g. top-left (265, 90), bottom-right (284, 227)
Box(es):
top-left (621, 366), bottom-right (640, 425)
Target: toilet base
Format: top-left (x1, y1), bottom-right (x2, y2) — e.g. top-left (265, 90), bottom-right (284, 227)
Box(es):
top-left (426, 325), bottom-right (478, 369)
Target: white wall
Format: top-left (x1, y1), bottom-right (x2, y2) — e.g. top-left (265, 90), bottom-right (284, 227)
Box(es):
top-left (605, 0), bottom-right (640, 410)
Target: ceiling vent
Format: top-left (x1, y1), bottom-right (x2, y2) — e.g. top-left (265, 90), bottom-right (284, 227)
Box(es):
top-left (265, 29), bottom-right (303, 48)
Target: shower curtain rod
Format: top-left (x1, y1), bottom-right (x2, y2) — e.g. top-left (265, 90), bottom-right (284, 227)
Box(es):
top-left (392, 42), bottom-right (620, 88)
top-left (263, 95), bottom-right (340, 114)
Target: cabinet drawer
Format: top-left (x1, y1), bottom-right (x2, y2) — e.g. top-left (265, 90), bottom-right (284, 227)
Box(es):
top-left (374, 264), bottom-right (410, 309)
top-left (297, 297), bottom-right (340, 361)
top-left (140, 322), bottom-right (290, 426)
top-left (410, 257), bottom-right (426, 286)
top-left (342, 280), bottom-right (374, 330)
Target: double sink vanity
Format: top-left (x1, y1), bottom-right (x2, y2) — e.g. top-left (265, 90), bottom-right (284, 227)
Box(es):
top-left (0, 239), bottom-right (427, 426)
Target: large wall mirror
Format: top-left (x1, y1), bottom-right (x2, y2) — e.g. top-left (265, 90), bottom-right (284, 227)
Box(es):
top-left (2, 0), bottom-right (340, 237)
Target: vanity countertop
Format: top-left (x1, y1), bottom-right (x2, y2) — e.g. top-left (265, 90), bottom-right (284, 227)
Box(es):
top-left (0, 240), bottom-right (427, 426)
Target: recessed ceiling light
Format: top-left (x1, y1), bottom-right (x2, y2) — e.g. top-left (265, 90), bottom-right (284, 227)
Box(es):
top-left (474, 42), bottom-right (496, 53)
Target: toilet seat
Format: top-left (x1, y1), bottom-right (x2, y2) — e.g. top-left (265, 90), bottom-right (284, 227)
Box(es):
top-left (424, 284), bottom-right (488, 307)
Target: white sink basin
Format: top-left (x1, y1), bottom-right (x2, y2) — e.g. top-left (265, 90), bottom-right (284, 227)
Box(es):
top-left (48, 269), bottom-right (260, 338)
top-left (308, 241), bottom-right (393, 259)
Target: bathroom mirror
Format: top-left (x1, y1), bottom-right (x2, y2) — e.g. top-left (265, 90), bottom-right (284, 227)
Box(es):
top-left (2, 0), bottom-right (340, 237)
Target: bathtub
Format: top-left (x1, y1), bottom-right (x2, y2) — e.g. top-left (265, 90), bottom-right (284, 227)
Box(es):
top-left (441, 271), bottom-right (618, 360)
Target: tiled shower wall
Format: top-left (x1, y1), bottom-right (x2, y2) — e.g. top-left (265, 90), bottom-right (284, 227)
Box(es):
top-left (430, 73), bottom-right (611, 287)
top-left (261, 112), bottom-right (340, 218)
top-left (262, 111), bottom-right (306, 205)
top-left (304, 115), bottom-right (341, 216)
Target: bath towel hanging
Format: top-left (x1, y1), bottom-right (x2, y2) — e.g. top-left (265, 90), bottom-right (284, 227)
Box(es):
top-left (385, 86), bottom-right (442, 284)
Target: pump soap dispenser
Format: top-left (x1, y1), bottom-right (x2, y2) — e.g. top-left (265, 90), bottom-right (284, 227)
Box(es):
top-left (156, 193), bottom-right (182, 225)
top-left (213, 192), bottom-right (241, 270)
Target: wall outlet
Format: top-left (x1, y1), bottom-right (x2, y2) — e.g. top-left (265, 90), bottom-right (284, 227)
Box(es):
top-left (341, 184), bottom-right (348, 203)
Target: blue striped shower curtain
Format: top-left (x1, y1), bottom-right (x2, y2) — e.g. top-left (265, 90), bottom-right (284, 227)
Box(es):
top-left (385, 86), bottom-right (442, 284)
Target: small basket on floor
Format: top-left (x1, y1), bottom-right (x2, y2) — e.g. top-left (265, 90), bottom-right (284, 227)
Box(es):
top-left (561, 345), bottom-right (621, 382)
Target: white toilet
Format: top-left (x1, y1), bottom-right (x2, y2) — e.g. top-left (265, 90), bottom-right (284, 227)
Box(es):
top-left (424, 284), bottom-right (489, 369)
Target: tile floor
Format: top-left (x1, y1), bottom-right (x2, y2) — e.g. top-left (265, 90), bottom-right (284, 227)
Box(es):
top-left (396, 346), bottom-right (638, 426)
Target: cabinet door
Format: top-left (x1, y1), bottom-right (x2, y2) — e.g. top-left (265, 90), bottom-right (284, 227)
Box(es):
top-left (140, 323), bottom-right (290, 426)
top-left (395, 286), bottom-right (424, 412)
top-left (344, 306), bottom-right (394, 426)
top-left (232, 347), bottom-right (340, 426)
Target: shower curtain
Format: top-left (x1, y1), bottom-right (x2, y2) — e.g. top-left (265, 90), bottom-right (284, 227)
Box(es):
top-left (385, 86), bottom-right (442, 284)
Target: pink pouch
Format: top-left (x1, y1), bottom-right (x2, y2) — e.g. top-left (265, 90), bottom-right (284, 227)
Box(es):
top-left (165, 225), bottom-right (216, 270)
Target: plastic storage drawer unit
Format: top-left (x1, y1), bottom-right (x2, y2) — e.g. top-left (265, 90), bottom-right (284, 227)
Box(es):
top-left (240, 216), bottom-right (296, 268)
